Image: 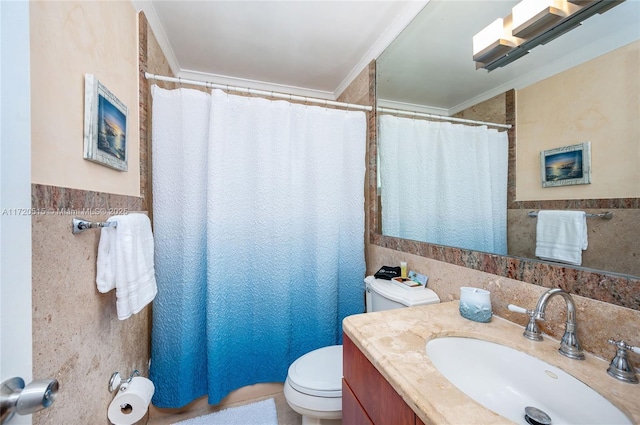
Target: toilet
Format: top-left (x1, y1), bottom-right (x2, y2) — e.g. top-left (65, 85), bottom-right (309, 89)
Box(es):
top-left (283, 275), bottom-right (440, 424)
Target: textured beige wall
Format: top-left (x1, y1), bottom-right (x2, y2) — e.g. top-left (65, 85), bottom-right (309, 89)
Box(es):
top-left (516, 41), bottom-right (640, 201)
top-left (30, 1), bottom-right (140, 197)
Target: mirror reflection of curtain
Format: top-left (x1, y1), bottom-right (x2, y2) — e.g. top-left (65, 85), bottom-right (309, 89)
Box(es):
top-left (379, 115), bottom-right (508, 254)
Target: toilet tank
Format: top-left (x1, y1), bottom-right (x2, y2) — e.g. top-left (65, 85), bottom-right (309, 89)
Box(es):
top-left (365, 275), bottom-right (440, 312)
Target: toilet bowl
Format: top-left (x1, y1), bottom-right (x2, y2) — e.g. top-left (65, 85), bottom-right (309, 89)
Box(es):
top-left (283, 275), bottom-right (440, 424)
top-left (283, 345), bottom-right (342, 425)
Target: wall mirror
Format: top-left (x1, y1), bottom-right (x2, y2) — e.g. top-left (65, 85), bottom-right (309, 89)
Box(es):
top-left (375, 0), bottom-right (639, 280)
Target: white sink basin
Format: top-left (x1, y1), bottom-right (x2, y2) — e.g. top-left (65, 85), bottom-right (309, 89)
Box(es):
top-left (426, 337), bottom-right (632, 424)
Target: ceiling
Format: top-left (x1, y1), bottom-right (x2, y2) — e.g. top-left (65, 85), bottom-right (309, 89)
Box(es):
top-left (133, 0), bottom-right (426, 100)
top-left (133, 0), bottom-right (640, 110)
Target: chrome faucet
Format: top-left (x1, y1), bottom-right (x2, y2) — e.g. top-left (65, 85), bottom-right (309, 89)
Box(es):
top-left (606, 339), bottom-right (639, 384)
top-left (533, 288), bottom-right (584, 360)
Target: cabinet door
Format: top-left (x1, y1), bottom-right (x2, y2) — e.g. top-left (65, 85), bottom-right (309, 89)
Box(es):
top-left (343, 334), bottom-right (416, 425)
top-left (343, 379), bottom-right (374, 425)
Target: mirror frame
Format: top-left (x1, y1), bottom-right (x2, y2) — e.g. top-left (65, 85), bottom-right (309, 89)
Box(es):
top-left (369, 69), bottom-right (640, 312)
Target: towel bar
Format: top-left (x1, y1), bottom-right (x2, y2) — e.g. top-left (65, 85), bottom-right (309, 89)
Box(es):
top-left (72, 218), bottom-right (118, 234)
top-left (527, 211), bottom-right (613, 220)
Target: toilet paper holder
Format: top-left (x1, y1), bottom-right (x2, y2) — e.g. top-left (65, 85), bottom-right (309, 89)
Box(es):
top-left (0, 377), bottom-right (59, 424)
top-left (109, 370), bottom-right (140, 393)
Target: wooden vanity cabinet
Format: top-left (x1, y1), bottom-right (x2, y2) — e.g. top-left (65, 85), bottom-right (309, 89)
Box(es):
top-left (343, 334), bottom-right (426, 425)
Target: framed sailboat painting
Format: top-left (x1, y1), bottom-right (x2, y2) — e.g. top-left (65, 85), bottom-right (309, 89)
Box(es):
top-left (83, 74), bottom-right (128, 171)
top-left (540, 142), bottom-right (591, 188)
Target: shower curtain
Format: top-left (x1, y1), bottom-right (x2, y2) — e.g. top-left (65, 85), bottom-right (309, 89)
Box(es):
top-left (378, 115), bottom-right (508, 254)
top-left (150, 87), bottom-right (366, 407)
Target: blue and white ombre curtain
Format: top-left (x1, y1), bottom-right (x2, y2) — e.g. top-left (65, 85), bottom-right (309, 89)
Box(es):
top-left (379, 115), bottom-right (508, 254)
top-left (150, 86), bottom-right (366, 407)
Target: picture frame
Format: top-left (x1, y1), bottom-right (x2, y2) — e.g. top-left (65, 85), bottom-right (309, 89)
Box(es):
top-left (83, 74), bottom-right (128, 171)
top-left (540, 142), bottom-right (591, 188)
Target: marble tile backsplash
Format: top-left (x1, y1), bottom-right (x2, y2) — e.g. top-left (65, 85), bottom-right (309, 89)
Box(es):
top-left (367, 244), bottom-right (640, 367)
top-left (31, 186), bottom-right (148, 425)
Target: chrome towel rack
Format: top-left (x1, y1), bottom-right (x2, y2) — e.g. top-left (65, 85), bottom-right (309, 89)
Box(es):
top-left (527, 211), bottom-right (613, 220)
top-left (72, 218), bottom-right (118, 234)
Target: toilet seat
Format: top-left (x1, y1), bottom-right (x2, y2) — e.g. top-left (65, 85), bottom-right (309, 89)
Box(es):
top-left (287, 345), bottom-right (342, 397)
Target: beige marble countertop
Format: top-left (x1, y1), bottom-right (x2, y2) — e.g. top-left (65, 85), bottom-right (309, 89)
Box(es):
top-left (343, 301), bottom-right (640, 425)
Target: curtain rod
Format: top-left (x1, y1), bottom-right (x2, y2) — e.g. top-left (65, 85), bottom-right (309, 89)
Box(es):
top-left (377, 106), bottom-right (512, 130)
top-left (144, 72), bottom-right (373, 112)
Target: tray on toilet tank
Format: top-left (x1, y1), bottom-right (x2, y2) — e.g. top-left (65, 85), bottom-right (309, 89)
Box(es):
top-left (392, 276), bottom-right (422, 289)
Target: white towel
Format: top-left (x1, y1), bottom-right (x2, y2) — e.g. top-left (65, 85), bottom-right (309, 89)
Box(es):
top-left (96, 213), bottom-right (158, 320)
top-left (535, 210), bottom-right (588, 265)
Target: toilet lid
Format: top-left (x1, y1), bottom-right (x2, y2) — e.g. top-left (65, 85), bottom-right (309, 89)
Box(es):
top-left (287, 345), bottom-right (342, 397)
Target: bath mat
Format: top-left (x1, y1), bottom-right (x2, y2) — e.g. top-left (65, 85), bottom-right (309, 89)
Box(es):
top-left (172, 398), bottom-right (277, 425)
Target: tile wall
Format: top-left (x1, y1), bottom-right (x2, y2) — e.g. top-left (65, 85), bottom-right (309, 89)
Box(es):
top-left (31, 188), bottom-right (146, 425)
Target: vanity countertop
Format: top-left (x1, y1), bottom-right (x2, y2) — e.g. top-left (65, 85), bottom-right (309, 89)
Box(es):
top-left (342, 301), bottom-right (640, 424)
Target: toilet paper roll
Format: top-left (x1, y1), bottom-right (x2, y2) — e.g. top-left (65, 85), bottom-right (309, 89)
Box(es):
top-left (108, 377), bottom-right (155, 425)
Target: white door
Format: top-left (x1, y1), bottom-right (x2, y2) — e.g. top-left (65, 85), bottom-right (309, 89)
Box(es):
top-left (1, 1), bottom-right (33, 424)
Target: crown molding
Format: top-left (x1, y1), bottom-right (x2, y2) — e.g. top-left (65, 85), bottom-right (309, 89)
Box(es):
top-left (177, 69), bottom-right (336, 100)
top-left (377, 99), bottom-right (450, 116)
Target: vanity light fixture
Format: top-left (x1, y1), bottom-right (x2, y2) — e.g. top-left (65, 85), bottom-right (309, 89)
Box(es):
top-left (511, 0), bottom-right (577, 39)
top-left (472, 16), bottom-right (523, 69)
top-left (473, 0), bottom-right (625, 71)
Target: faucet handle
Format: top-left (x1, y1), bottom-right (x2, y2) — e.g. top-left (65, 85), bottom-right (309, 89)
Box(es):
top-left (508, 303), bottom-right (537, 319)
top-left (508, 304), bottom-right (529, 314)
top-left (608, 339), bottom-right (640, 354)
top-left (508, 304), bottom-right (542, 341)
top-left (607, 339), bottom-right (639, 384)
